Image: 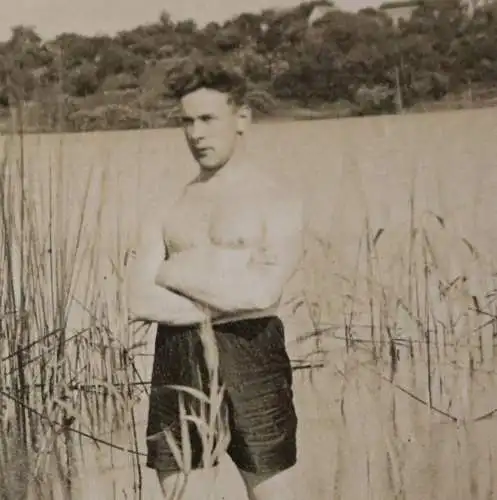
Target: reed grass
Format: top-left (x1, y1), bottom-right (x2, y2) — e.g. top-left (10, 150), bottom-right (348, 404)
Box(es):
top-left (298, 172), bottom-right (497, 499)
top-left (0, 103), bottom-right (232, 500)
top-left (1, 100), bottom-right (496, 500)
top-left (0, 104), bottom-right (149, 499)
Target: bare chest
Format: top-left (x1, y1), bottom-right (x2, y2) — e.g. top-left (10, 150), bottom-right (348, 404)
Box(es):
top-left (163, 182), bottom-right (266, 255)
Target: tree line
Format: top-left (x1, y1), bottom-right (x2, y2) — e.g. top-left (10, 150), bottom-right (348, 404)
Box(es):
top-left (1, 0), bottom-right (496, 132)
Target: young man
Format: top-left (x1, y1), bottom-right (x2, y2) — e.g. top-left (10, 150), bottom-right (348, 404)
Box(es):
top-left (127, 58), bottom-right (304, 500)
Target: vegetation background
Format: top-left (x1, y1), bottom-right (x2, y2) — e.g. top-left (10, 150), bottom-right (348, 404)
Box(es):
top-left (1, 0), bottom-right (497, 133)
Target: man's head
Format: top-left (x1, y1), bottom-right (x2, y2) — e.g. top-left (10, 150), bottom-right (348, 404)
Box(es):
top-left (170, 58), bottom-right (251, 172)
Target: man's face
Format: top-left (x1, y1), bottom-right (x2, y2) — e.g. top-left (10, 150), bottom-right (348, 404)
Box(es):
top-left (179, 87), bottom-right (249, 170)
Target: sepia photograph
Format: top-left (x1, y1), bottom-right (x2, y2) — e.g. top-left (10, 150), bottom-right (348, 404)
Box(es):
top-left (1, 0), bottom-right (497, 498)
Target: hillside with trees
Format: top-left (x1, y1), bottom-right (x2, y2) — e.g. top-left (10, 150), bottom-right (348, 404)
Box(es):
top-left (1, 0), bottom-right (496, 132)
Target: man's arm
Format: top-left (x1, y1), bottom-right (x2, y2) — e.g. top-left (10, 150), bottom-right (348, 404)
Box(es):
top-left (154, 187), bottom-right (305, 313)
top-left (126, 212), bottom-right (210, 325)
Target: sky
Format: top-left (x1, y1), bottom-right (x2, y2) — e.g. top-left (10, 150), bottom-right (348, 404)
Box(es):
top-left (0, 0), bottom-right (383, 41)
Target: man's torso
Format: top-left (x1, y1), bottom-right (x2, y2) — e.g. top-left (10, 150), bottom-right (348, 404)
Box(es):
top-left (161, 165), bottom-right (281, 324)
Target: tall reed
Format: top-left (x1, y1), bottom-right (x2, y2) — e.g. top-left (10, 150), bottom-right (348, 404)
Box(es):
top-left (0, 100), bottom-right (233, 499)
top-left (300, 179), bottom-right (497, 499)
top-left (0, 103), bottom-right (149, 499)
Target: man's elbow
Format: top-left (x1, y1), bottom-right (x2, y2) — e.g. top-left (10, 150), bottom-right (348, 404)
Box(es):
top-left (126, 280), bottom-right (153, 322)
top-left (127, 293), bottom-right (149, 322)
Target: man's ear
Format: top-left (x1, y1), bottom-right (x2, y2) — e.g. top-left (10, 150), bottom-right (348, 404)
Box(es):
top-left (236, 104), bottom-right (252, 136)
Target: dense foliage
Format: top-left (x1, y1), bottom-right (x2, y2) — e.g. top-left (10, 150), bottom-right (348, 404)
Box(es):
top-left (1, 0), bottom-right (496, 132)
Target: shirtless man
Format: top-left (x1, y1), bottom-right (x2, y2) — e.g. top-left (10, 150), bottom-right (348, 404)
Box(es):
top-left (127, 58), bottom-right (304, 500)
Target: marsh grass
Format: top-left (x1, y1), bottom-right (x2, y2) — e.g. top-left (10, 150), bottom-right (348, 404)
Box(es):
top-left (1, 101), bottom-right (496, 500)
top-left (0, 104), bottom-right (233, 500)
top-left (0, 106), bottom-right (149, 498)
top-left (299, 174), bottom-right (497, 499)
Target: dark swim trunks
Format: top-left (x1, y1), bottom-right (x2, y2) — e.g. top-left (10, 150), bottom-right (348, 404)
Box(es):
top-left (145, 316), bottom-right (297, 474)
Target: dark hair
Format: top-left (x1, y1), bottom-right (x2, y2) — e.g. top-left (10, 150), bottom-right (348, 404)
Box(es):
top-left (167, 56), bottom-right (248, 107)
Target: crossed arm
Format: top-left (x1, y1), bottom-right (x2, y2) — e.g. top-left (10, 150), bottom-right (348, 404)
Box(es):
top-left (154, 189), bottom-right (305, 314)
top-left (126, 215), bottom-right (210, 325)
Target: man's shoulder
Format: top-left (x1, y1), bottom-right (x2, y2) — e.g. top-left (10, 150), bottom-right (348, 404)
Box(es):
top-left (235, 167), bottom-right (301, 203)
top-left (139, 191), bottom-right (182, 235)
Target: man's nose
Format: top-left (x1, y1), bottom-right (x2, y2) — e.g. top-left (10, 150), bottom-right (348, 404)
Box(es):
top-left (190, 120), bottom-right (206, 142)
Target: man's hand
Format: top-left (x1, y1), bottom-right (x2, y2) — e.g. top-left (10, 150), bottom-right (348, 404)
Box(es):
top-left (154, 247), bottom-right (242, 316)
